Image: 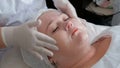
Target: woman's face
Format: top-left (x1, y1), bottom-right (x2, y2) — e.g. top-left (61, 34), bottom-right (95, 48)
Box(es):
top-left (37, 10), bottom-right (89, 67)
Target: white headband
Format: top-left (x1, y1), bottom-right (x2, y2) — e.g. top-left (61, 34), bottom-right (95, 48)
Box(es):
top-left (35, 9), bottom-right (58, 21)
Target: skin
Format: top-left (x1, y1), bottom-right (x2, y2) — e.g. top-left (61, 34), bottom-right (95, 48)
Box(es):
top-left (37, 10), bottom-right (111, 68)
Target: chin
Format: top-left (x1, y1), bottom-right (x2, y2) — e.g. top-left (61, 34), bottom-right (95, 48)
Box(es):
top-left (74, 32), bottom-right (88, 44)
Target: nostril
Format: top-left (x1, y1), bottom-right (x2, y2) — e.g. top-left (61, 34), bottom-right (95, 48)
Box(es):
top-left (68, 24), bottom-right (70, 29)
top-left (65, 21), bottom-right (73, 31)
top-left (68, 22), bottom-right (73, 28)
top-left (70, 23), bottom-right (73, 27)
top-left (68, 23), bottom-right (72, 28)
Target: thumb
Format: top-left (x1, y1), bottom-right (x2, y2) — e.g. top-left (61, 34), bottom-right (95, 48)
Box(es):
top-left (26, 19), bottom-right (41, 28)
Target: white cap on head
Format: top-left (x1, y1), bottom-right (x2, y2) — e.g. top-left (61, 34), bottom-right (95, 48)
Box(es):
top-left (35, 9), bottom-right (59, 21)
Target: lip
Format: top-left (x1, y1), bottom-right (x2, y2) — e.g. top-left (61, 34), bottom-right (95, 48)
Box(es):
top-left (72, 27), bottom-right (79, 36)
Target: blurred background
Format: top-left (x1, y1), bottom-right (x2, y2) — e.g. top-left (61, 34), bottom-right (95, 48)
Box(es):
top-left (46, 0), bottom-right (113, 26)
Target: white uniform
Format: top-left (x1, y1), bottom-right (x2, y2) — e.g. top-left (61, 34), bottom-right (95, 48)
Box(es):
top-left (0, 0), bottom-right (47, 26)
top-left (92, 26), bottom-right (120, 68)
top-left (0, 0), bottom-right (47, 66)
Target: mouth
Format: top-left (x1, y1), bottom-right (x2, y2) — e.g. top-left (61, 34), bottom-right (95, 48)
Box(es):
top-left (72, 27), bottom-right (79, 36)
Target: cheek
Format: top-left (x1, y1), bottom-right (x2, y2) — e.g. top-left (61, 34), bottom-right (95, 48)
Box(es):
top-left (53, 32), bottom-right (71, 46)
top-left (52, 31), bottom-right (72, 53)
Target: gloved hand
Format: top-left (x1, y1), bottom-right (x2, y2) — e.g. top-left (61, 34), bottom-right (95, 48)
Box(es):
top-left (52, 0), bottom-right (78, 18)
top-left (1, 20), bottom-right (58, 60)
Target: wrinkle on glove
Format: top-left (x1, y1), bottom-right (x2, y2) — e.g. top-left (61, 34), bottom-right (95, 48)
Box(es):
top-left (52, 0), bottom-right (78, 18)
top-left (20, 9), bottom-right (57, 68)
top-left (21, 49), bottom-right (54, 68)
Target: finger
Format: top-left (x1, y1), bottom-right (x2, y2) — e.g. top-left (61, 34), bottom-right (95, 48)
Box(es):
top-left (28, 49), bottom-right (43, 60)
top-left (36, 40), bottom-right (59, 51)
top-left (35, 31), bottom-right (56, 44)
top-left (33, 45), bottom-right (54, 57)
top-left (66, 3), bottom-right (78, 18)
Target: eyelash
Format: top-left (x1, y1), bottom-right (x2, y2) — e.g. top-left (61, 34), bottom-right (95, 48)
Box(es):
top-left (64, 17), bottom-right (69, 21)
top-left (52, 26), bottom-right (59, 33)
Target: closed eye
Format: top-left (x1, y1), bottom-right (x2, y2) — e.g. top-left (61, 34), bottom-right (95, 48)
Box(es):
top-left (64, 18), bottom-right (69, 21)
top-left (52, 26), bottom-right (59, 33)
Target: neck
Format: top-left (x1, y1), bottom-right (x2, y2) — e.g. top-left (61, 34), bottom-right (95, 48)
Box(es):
top-left (72, 46), bottom-right (96, 68)
top-left (72, 36), bottom-right (111, 68)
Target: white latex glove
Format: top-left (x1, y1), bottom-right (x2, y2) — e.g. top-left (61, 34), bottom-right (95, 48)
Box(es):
top-left (1, 20), bottom-right (58, 60)
top-left (52, 0), bottom-right (78, 18)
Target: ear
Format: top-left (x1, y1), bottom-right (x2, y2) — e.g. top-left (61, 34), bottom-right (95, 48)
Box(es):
top-left (48, 56), bottom-right (55, 63)
top-left (48, 56), bottom-right (57, 67)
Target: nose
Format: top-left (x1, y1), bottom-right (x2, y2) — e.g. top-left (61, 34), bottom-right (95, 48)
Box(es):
top-left (65, 21), bottom-right (73, 31)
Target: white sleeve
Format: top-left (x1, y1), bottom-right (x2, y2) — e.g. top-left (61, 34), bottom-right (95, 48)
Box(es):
top-left (0, 0), bottom-right (47, 26)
